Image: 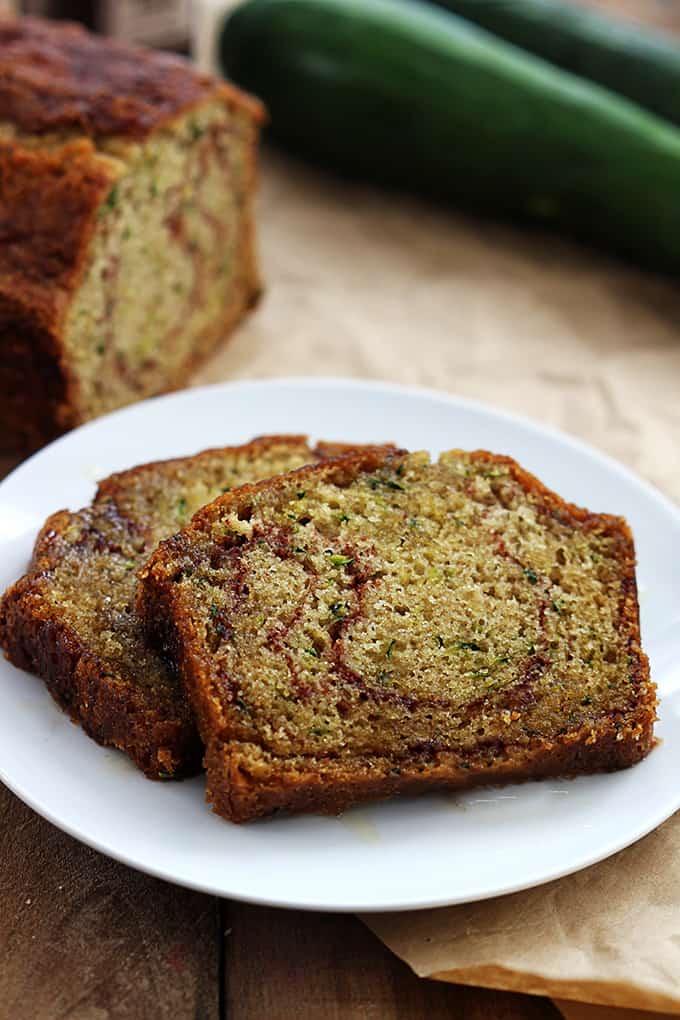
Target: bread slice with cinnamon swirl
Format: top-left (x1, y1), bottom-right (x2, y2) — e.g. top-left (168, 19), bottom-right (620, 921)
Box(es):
top-left (138, 446), bottom-right (655, 822)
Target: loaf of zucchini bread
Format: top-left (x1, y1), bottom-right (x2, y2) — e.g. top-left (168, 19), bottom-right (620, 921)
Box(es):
top-left (0, 436), bottom-right (352, 778)
top-left (0, 17), bottom-right (263, 453)
top-left (139, 447), bottom-right (656, 822)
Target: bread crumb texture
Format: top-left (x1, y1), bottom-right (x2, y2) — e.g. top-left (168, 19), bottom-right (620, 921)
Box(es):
top-left (140, 448), bottom-right (655, 821)
top-left (61, 98), bottom-right (260, 424)
top-left (0, 437), bottom-right (322, 778)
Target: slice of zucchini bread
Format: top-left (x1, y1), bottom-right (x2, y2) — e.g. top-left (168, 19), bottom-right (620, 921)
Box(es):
top-left (0, 436), bottom-right (347, 778)
top-left (139, 447), bottom-right (656, 822)
top-left (0, 17), bottom-right (264, 453)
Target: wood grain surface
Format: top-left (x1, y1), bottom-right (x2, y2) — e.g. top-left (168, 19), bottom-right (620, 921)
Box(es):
top-left (0, 779), bottom-right (560, 1019)
top-left (223, 901), bottom-right (562, 1020)
top-left (0, 1), bottom-right (675, 1018)
top-left (0, 787), bottom-right (219, 1020)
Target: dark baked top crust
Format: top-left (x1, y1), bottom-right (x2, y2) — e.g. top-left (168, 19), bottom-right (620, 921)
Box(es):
top-left (0, 16), bottom-right (265, 451)
top-left (0, 139), bottom-right (114, 330)
top-left (0, 16), bottom-right (262, 139)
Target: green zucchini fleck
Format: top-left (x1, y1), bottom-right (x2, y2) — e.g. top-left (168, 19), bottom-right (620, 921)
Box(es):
top-left (329, 554), bottom-right (353, 566)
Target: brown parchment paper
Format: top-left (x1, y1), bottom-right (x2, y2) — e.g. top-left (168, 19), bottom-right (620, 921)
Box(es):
top-left (194, 148), bottom-right (680, 1015)
top-left (195, 149), bottom-right (680, 508)
top-left (365, 813), bottom-right (680, 1015)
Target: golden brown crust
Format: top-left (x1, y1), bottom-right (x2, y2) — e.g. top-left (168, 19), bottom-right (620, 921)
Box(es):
top-left (94, 435), bottom-right (313, 504)
top-left (139, 447), bottom-right (655, 822)
top-left (0, 140), bottom-right (115, 323)
top-left (0, 567), bottom-right (202, 777)
top-left (0, 508), bottom-right (203, 778)
top-left (205, 720), bottom-right (653, 823)
top-left (0, 139), bottom-right (117, 450)
top-left (0, 17), bottom-right (263, 140)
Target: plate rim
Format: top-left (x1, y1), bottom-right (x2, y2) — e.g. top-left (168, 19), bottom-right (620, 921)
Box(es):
top-left (6, 374), bottom-right (680, 526)
top-left (0, 375), bottom-right (677, 913)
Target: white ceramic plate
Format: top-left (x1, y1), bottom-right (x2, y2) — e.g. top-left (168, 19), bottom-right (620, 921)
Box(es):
top-left (0, 378), bottom-right (678, 913)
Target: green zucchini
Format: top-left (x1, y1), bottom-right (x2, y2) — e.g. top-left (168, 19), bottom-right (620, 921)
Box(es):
top-left (430, 0), bottom-right (680, 127)
top-left (221, 0), bottom-right (680, 273)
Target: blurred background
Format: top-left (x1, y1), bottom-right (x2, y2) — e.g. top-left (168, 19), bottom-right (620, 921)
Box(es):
top-left (4, 1), bottom-right (680, 54)
top-left (6, 0), bottom-right (193, 47)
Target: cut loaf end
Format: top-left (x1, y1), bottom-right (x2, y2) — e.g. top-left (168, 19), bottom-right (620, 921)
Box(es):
top-left (0, 17), bottom-right (264, 451)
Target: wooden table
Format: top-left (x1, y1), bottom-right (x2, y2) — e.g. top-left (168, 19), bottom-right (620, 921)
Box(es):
top-left (2, 1), bottom-right (676, 1017)
top-left (2, 786), bottom-right (562, 1019)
